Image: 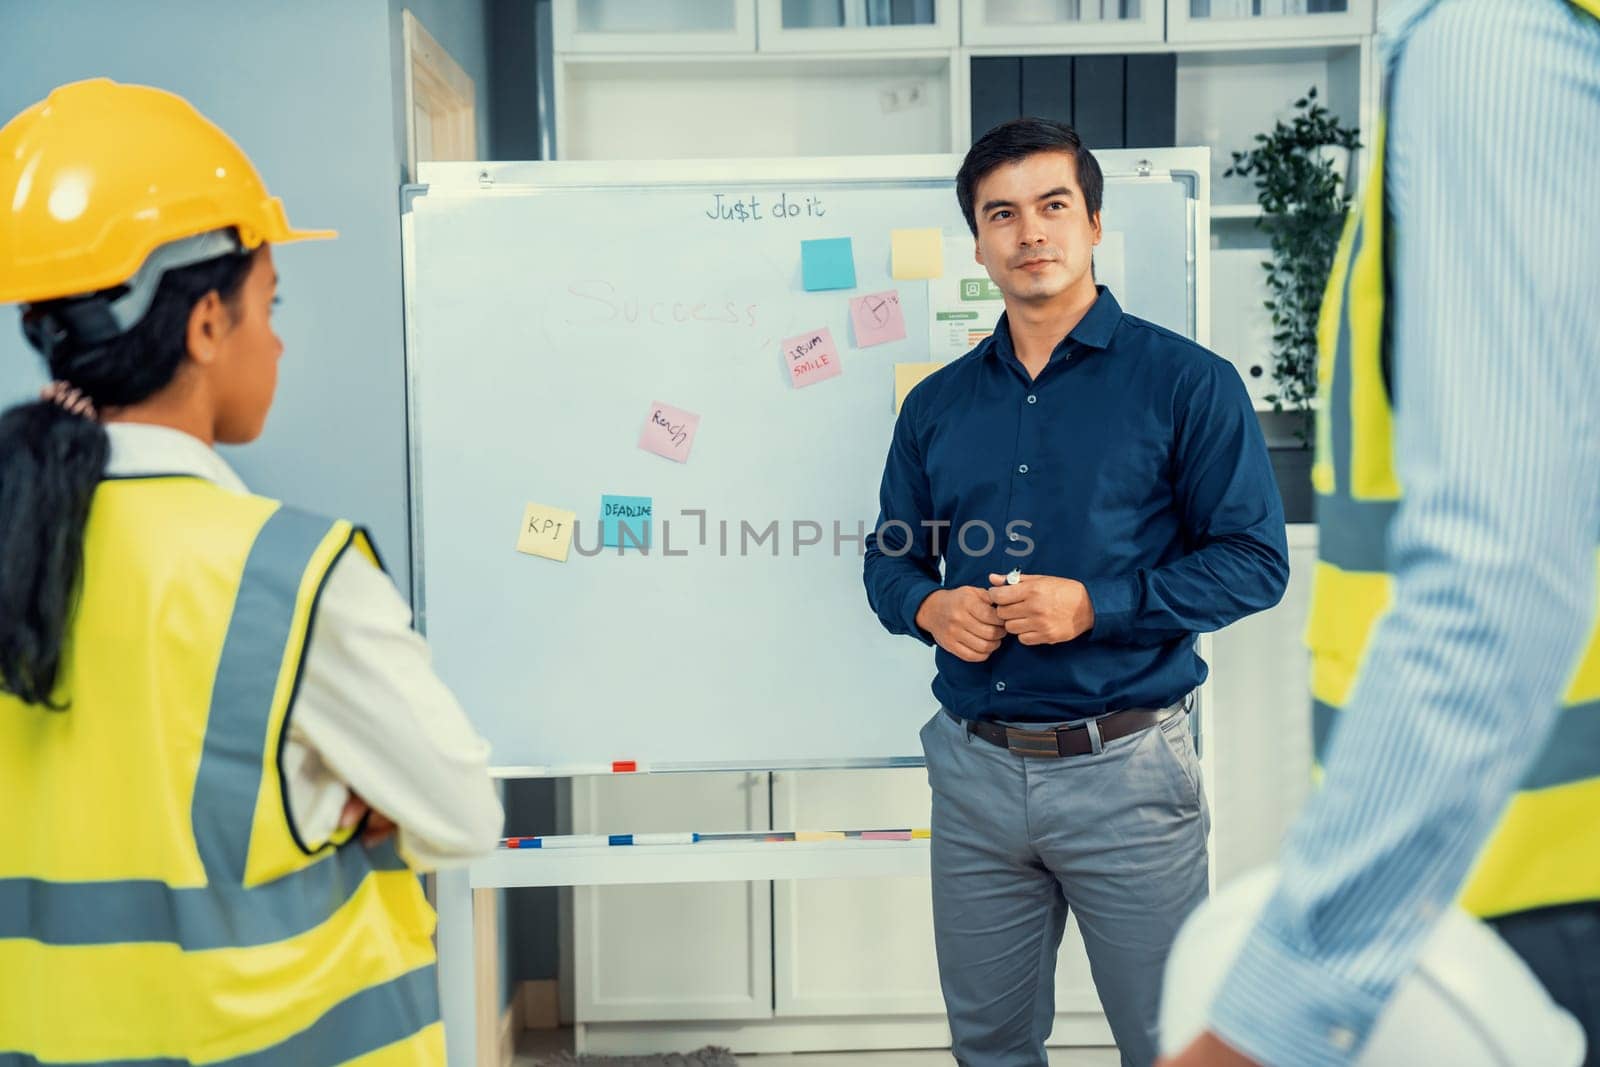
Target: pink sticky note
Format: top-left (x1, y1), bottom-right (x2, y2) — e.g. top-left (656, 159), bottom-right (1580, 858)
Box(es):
top-left (860, 830), bottom-right (913, 841)
top-left (637, 401), bottom-right (701, 463)
top-left (781, 327), bottom-right (842, 389)
top-left (850, 290), bottom-right (907, 348)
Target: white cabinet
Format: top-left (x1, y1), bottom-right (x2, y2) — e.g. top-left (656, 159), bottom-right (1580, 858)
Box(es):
top-left (1168, 0), bottom-right (1374, 44)
top-left (770, 767), bottom-right (1106, 1021)
top-left (757, 0), bottom-right (960, 51)
top-left (1206, 525), bottom-right (1318, 884)
top-left (571, 773), bottom-right (772, 1023)
top-left (962, 0), bottom-right (1165, 46)
top-left (553, 0), bottom-right (756, 53)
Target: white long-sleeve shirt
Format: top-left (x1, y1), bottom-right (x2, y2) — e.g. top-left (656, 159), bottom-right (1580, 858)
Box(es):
top-left (105, 422), bottom-right (504, 870)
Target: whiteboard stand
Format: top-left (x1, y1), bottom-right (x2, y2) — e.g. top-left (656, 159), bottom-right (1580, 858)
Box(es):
top-left (436, 825), bottom-right (933, 1067)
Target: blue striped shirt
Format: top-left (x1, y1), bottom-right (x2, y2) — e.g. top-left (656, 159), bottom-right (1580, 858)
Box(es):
top-left (1208, 1), bottom-right (1600, 1064)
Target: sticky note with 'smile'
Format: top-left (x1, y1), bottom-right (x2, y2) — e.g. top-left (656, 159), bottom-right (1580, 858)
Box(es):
top-left (782, 327), bottom-right (842, 389)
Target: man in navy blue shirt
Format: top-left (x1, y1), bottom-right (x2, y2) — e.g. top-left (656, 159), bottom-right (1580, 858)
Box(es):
top-left (863, 118), bottom-right (1288, 1067)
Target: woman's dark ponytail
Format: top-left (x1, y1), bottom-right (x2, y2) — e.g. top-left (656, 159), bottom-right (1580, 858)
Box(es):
top-left (0, 247), bottom-right (255, 708)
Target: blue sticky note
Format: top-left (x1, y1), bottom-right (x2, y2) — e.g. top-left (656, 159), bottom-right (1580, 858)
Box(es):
top-left (601, 495), bottom-right (653, 550)
top-left (801, 237), bottom-right (857, 292)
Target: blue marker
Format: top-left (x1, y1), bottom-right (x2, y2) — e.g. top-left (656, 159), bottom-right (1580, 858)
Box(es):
top-left (502, 833), bottom-right (700, 849)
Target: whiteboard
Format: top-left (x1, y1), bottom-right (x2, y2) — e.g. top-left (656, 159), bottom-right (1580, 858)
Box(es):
top-left (403, 152), bottom-right (1209, 772)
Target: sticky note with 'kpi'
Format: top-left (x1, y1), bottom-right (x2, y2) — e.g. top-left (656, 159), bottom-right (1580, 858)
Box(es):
top-left (891, 228), bottom-right (943, 280)
top-left (516, 502), bottom-right (577, 562)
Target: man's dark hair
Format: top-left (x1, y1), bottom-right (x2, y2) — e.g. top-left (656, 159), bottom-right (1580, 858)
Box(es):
top-left (956, 118), bottom-right (1104, 237)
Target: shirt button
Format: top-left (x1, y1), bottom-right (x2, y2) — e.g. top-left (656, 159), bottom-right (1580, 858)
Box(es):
top-left (1017, 464), bottom-right (1029, 475)
top-left (1328, 1027), bottom-right (1355, 1052)
top-left (1026, 395), bottom-right (1038, 404)
top-left (995, 681), bottom-right (1006, 692)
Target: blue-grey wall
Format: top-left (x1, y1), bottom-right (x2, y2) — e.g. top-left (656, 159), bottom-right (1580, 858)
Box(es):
top-left (0, 0), bottom-right (493, 595)
top-left (0, 0), bottom-right (531, 1009)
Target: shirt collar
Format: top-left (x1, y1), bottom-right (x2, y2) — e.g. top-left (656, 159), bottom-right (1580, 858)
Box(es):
top-left (103, 422), bottom-right (250, 494)
top-left (990, 285), bottom-right (1123, 366)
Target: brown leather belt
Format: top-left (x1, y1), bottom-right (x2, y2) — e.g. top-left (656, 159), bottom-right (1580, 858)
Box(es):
top-left (947, 704), bottom-right (1184, 759)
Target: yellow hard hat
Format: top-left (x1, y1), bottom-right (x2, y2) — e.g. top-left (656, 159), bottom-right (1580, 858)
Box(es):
top-left (0, 78), bottom-right (335, 306)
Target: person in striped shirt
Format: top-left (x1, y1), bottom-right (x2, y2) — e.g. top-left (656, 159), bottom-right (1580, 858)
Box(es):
top-left (1162, 0), bottom-right (1600, 1064)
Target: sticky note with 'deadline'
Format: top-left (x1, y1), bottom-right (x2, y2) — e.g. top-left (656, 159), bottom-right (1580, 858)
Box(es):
top-left (600, 494), bottom-right (653, 550)
top-left (850, 289), bottom-right (907, 348)
top-left (515, 502), bottom-right (577, 562)
top-left (801, 237), bottom-right (857, 292)
top-left (891, 228), bottom-right (943, 280)
top-left (895, 361), bottom-right (943, 414)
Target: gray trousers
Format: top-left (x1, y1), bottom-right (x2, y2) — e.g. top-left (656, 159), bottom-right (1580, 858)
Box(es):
top-left (920, 707), bottom-right (1211, 1067)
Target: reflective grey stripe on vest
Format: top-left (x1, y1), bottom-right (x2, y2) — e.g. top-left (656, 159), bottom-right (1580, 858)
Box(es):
top-left (0, 507), bottom-right (411, 950)
top-left (0, 837), bottom-right (407, 949)
top-left (1316, 491), bottom-right (1398, 574)
top-left (1315, 697), bottom-right (1600, 792)
top-left (1325, 207), bottom-right (1362, 505)
top-left (1316, 202), bottom-right (1401, 575)
top-left (0, 962), bottom-right (439, 1067)
top-left (193, 505), bottom-right (334, 883)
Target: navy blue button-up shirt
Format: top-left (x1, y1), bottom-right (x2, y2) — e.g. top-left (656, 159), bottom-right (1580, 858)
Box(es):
top-left (863, 287), bottom-right (1289, 723)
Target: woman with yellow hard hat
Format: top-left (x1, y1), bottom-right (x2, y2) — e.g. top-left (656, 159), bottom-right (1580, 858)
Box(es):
top-left (0, 79), bottom-right (502, 1064)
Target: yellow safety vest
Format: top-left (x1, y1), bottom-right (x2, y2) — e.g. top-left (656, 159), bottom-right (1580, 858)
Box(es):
top-left (0, 476), bottom-right (444, 1064)
top-left (1310, 8), bottom-right (1600, 921)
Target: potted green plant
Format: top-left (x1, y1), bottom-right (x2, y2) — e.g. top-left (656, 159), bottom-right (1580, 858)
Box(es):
top-left (1224, 87), bottom-right (1359, 522)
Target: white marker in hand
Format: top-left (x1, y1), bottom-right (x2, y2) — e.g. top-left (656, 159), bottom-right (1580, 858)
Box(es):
top-left (1005, 568), bottom-right (1022, 586)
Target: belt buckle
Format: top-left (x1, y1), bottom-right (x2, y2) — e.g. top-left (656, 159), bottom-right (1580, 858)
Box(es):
top-left (1003, 725), bottom-right (1064, 758)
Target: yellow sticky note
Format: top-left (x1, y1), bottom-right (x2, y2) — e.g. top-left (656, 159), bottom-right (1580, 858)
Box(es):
top-left (515, 502), bottom-right (577, 562)
top-left (891, 228), bottom-right (943, 280)
top-left (795, 830), bottom-right (847, 842)
top-left (895, 361), bottom-right (943, 414)
top-left (911, 828), bottom-right (931, 840)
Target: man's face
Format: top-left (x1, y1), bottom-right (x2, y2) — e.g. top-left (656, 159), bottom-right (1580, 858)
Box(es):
top-left (972, 150), bottom-right (1102, 306)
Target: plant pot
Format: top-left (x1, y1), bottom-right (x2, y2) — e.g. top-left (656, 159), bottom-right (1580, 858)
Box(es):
top-left (1269, 445), bottom-right (1315, 524)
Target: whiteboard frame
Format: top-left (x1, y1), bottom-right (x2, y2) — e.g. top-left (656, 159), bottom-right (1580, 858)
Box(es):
top-left (401, 149), bottom-right (1212, 777)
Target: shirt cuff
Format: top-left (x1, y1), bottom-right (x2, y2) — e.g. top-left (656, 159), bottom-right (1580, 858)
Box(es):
top-left (1082, 574), bottom-right (1139, 642)
top-left (900, 579), bottom-right (942, 646)
top-left (1208, 922), bottom-right (1389, 1067)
